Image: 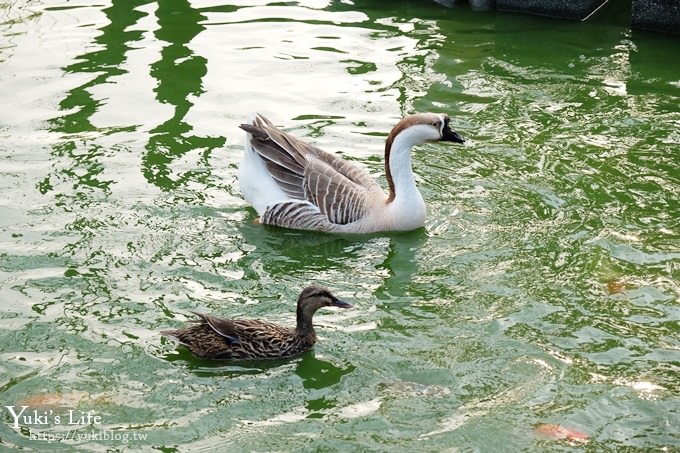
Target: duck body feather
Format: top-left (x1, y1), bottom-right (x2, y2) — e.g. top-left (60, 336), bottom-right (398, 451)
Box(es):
top-left (162, 286), bottom-right (352, 361)
top-left (163, 314), bottom-right (315, 360)
top-left (238, 113), bottom-right (463, 233)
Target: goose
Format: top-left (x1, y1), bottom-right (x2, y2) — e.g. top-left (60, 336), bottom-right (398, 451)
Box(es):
top-left (238, 112), bottom-right (464, 233)
top-left (161, 285), bottom-right (352, 360)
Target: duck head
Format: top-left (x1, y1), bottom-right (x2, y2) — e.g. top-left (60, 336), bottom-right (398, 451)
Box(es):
top-left (296, 285), bottom-right (352, 332)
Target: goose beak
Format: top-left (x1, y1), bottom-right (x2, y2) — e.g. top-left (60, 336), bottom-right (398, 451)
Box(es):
top-left (441, 125), bottom-right (465, 143)
top-left (332, 297), bottom-right (353, 309)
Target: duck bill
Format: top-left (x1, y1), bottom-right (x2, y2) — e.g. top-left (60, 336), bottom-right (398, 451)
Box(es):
top-left (332, 298), bottom-right (353, 309)
top-left (441, 126), bottom-right (465, 143)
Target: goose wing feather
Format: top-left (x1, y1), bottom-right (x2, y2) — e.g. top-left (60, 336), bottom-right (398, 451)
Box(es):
top-left (303, 156), bottom-right (370, 225)
top-left (262, 201), bottom-right (335, 231)
top-left (241, 115), bottom-right (382, 215)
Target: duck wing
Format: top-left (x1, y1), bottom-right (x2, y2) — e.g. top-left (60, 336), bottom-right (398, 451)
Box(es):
top-left (192, 312), bottom-right (243, 345)
top-left (240, 115), bottom-right (383, 225)
top-left (195, 312), bottom-right (292, 344)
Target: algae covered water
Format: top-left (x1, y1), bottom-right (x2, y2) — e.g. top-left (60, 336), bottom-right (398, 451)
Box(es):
top-left (0, 1), bottom-right (678, 450)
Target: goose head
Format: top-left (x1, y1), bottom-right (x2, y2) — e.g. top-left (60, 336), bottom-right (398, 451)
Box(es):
top-left (386, 113), bottom-right (465, 149)
top-left (296, 285), bottom-right (352, 332)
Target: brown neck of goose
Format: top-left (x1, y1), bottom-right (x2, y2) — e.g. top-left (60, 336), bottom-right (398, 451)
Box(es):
top-left (384, 119), bottom-right (413, 204)
top-left (384, 133), bottom-right (396, 204)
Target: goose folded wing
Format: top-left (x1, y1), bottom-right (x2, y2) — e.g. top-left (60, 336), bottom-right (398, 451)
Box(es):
top-left (271, 130), bottom-right (382, 193)
top-left (256, 121), bottom-right (381, 191)
top-left (241, 125), bottom-right (306, 199)
top-left (305, 148), bottom-right (382, 193)
top-left (304, 157), bottom-right (370, 225)
top-left (241, 118), bottom-right (382, 201)
top-left (262, 200), bottom-right (336, 231)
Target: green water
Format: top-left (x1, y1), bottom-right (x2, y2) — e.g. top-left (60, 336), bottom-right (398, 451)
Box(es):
top-left (1, 0), bottom-right (678, 451)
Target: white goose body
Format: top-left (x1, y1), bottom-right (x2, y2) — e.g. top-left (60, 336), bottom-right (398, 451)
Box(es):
top-left (238, 113), bottom-right (464, 233)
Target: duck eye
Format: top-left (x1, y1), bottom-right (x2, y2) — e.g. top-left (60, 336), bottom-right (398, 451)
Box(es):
top-left (432, 121), bottom-right (440, 127)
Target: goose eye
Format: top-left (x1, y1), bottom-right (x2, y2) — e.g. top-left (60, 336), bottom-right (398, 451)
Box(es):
top-left (432, 121), bottom-right (439, 127)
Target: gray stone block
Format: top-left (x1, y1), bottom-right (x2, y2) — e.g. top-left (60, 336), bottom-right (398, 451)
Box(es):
top-left (632, 0), bottom-right (680, 34)
top-left (497, 0), bottom-right (608, 21)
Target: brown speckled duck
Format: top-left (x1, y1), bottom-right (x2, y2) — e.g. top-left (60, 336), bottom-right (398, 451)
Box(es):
top-left (162, 285), bottom-right (352, 360)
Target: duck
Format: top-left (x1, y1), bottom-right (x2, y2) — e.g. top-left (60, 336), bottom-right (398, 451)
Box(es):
top-left (161, 285), bottom-right (352, 360)
top-left (238, 112), bottom-right (465, 233)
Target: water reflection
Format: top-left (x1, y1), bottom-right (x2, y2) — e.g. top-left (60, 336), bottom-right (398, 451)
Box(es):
top-left (145, 0), bottom-right (225, 190)
top-left (295, 353), bottom-right (355, 390)
top-left (375, 231), bottom-right (428, 298)
top-left (37, 3), bottom-right (153, 323)
top-left (45, 2), bottom-right (148, 198)
top-left (237, 217), bottom-right (360, 276)
top-left (238, 216), bottom-right (427, 299)
top-left (162, 343), bottom-right (296, 377)
top-left (49, 2), bottom-right (147, 136)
